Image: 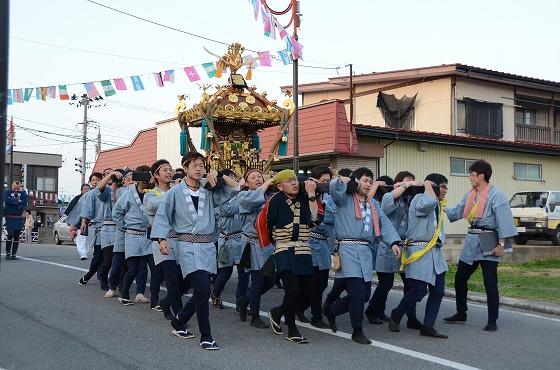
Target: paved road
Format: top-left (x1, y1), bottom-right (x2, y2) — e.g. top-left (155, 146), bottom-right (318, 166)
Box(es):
top-left (1, 244), bottom-right (559, 370)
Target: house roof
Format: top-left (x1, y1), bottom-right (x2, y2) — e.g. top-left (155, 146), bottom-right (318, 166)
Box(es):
top-left (354, 124), bottom-right (560, 156)
top-left (285, 64), bottom-right (560, 94)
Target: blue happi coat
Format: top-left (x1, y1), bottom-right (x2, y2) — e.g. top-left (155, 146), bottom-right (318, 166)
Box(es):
top-left (92, 186), bottom-right (117, 249)
top-left (151, 180), bottom-right (238, 277)
top-left (4, 190), bottom-right (28, 230)
top-left (403, 193), bottom-right (448, 285)
top-left (80, 189), bottom-right (105, 248)
top-left (309, 193), bottom-right (336, 271)
top-left (238, 188), bottom-right (274, 271)
top-left (216, 193), bottom-right (243, 268)
top-left (446, 186), bottom-right (517, 264)
top-left (112, 185), bottom-right (152, 258)
top-left (330, 179), bottom-right (400, 282)
top-left (144, 187), bottom-right (179, 265)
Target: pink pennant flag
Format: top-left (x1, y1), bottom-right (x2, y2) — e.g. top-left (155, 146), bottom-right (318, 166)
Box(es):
top-left (163, 70), bottom-right (175, 83)
top-left (47, 86), bottom-right (56, 99)
top-left (257, 51), bottom-right (272, 67)
top-left (153, 72), bottom-right (164, 87)
top-left (275, 18), bottom-right (288, 39)
top-left (252, 0), bottom-right (260, 20)
top-left (184, 66), bottom-right (201, 82)
top-left (83, 82), bottom-right (101, 98)
top-left (290, 36), bottom-right (304, 60)
top-left (262, 8), bottom-right (275, 39)
top-left (113, 78), bottom-right (127, 91)
top-left (14, 89), bottom-right (24, 103)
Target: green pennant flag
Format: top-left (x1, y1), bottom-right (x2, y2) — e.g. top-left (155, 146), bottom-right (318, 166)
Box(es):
top-left (101, 80), bottom-right (116, 97)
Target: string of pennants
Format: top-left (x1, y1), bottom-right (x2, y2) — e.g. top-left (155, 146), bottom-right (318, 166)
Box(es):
top-left (249, 0), bottom-right (304, 60)
top-left (6, 49), bottom-right (293, 105)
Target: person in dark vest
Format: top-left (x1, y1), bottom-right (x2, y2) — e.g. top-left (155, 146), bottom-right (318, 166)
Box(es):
top-left (4, 181), bottom-right (28, 260)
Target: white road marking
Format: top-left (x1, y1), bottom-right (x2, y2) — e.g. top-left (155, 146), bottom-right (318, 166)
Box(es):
top-left (7, 254), bottom-right (482, 370)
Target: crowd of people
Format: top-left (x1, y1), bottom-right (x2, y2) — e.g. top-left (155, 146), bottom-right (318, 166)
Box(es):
top-left (63, 153), bottom-right (516, 350)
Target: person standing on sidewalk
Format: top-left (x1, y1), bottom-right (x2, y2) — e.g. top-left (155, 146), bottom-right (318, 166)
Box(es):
top-left (444, 160), bottom-right (517, 332)
top-left (24, 210), bottom-right (34, 244)
top-left (4, 181), bottom-right (28, 260)
top-left (66, 183), bottom-right (92, 260)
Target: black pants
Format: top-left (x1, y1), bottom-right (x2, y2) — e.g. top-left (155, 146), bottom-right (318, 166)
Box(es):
top-left (149, 263), bottom-right (165, 306)
top-left (5, 229), bottom-right (21, 256)
top-left (300, 267), bottom-right (329, 321)
top-left (96, 246), bottom-right (113, 290)
top-left (275, 271), bottom-right (313, 329)
top-left (330, 277), bottom-right (372, 329)
top-left (367, 272), bottom-right (417, 321)
top-left (455, 260), bottom-right (499, 321)
top-left (178, 270), bottom-right (213, 343)
top-left (121, 255), bottom-right (156, 300)
top-left (84, 245), bottom-right (102, 282)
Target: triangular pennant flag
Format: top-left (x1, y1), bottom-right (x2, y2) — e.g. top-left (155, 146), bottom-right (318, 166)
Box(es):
top-left (7, 89), bottom-right (13, 105)
top-left (275, 18), bottom-right (288, 39)
top-left (100, 80), bottom-right (116, 97)
top-left (262, 8), bottom-right (276, 39)
top-left (242, 55), bottom-right (259, 68)
top-left (83, 82), bottom-right (101, 98)
top-left (163, 70), bottom-right (175, 83)
top-left (257, 51), bottom-right (272, 67)
top-left (113, 78), bottom-right (127, 91)
top-left (184, 66), bottom-right (201, 82)
top-left (14, 89), bottom-right (24, 103)
top-left (24, 88), bottom-right (34, 101)
top-left (39, 87), bottom-right (48, 101)
top-left (278, 50), bottom-right (291, 65)
top-left (290, 36), bottom-right (304, 60)
top-left (202, 62), bottom-right (217, 78)
top-left (153, 72), bottom-right (164, 87)
top-left (47, 86), bottom-right (56, 99)
top-left (252, 0), bottom-right (260, 20)
top-left (130, 76), bottom-right (144, 91)
top-left (59, 85), bottom-right (69, 100)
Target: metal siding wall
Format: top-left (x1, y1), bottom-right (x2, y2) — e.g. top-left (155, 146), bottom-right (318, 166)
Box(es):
top-left (336, 156), bottom-right (378, 179)
top-left (379, 139), bottom-right (560, 235)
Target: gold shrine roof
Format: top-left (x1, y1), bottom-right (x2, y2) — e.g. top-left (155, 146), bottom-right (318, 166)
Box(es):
top-left (178, 82), bottom-right (286, 131)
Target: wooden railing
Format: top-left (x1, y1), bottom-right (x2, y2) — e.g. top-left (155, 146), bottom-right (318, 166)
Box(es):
top-left (515, 124), bottom-right (560, 145)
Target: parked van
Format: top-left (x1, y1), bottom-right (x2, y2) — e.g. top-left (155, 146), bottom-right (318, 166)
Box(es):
top-left (510, 191), bottom-right (560, 245)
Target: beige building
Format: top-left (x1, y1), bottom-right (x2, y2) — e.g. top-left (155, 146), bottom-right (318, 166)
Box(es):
top-left (155, 118), bottom-right (202, 169)
top-left (290, 64), bottom-right (560, 235)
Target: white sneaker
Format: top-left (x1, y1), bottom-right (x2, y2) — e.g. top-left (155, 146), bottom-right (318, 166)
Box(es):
top-left (135, 293), bottom-right (149, 304)
top-left (104, 289), bottom-right (117, 298)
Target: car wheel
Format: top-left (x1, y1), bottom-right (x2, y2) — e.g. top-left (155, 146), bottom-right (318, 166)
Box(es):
top-left (552, 227), bottom-right (560, 246)
top-left (54, 231), bottom-right (62, 245)
top-left (513, 235), bottom-right (527, 245)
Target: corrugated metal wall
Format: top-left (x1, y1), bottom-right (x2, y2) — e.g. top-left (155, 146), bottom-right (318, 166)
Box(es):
top-left (335, 156), bottom-right (378, 179)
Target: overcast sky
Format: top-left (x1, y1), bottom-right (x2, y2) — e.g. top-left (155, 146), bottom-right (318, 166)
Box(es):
top-left (7, 0), bottom-right (560, 197)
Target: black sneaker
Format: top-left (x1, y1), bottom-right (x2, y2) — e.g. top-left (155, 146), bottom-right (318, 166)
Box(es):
top-left (5, 253), bottom-right (11, 260)
top-left (11, 255), bottom-right (19, 260)
top-left (269, 307), bottom-right (283, 335)
top-left (212, 296), bottom-right (224, 309)
top-left (351, 327), bottom-right (372, 345)
top-left (238, 297), bottom-right (249, 322)
top-left (160, 302), bottom-right (174, 320)
top-left (200, 340), bottom-right (219, 350)
top-left (250, 316), bottom-right (269, 329)
top-left (118, 297), bottom-right (134, 306)
top-left (78, 275), bottom-right (89, 286)
top-left (322, 302), bottom-right (337, 333)
top-left (443, 312), bottom-right (467, 323)
top-left (310, 319), bottom-right (330, 329)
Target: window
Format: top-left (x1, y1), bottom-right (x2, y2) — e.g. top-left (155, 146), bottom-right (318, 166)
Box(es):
top-left (377, 92), bottom-right (416, 130)
top-left (456, 99), bottom-right (503, 138)
top-left (450, 158), bottom-right (476, 176)
top-left (37, 177), bottom-right (56, 192)
top-left (515, 95), bottom-right (550, 127)
top-left (514, 163), bottom-right (542, 181)
top-left (515, 108), bottom-right (536, 126)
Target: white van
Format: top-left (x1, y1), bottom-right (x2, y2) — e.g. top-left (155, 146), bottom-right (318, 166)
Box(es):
top-left (510, 191), bottom-right (560, 245)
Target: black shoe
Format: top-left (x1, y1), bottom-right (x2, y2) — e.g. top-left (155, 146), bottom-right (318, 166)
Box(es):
top-left (200, 340), bottom-right (219, 350)
top-left (388, 312), bottom-right (401, 332)
top-left (78, 275), bottom-right (89, 286)
top-left (160, 302), bottom-right (174, 320)
top-left (5, 253), bottom-right (11, 260)
top-left (269, 307), bottom-right (283, 335)
top-left (285, 327), bottom-right (308, 344)
top-left (212, 295), bottom-right (224, 309)
top-left (443, 312), bottom-right (467, 323)
top-left (378, 313), bottom-right (390, 322)
top-left (296, 311), bottom-right (310, 323)
top-left (237, 297), bottom-right (248, 322)
top-left (483, 321), bottom-right (497, 331)
top-left (250, 316), bottom-right (269, 329)
top-left (365, 309), bottom-right (383, 325)
top-left (80, 256), bottom-right (87, 261)
top-left (11, 255), bottom-right (19, 260)
top-left (322, 301), bottom-right (337, 333)
top-left (310, 319), bottom-right (330, 329)
top-left (420, 326), bottom-right (448, 339)
top-left (407, 318), bottom-right (423, 330)
top-left (351, 327), bottom-right (372, 345)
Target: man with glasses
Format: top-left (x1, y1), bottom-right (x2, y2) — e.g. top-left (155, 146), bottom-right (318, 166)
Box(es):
top-left (4, 181), bottom-right (28, 260)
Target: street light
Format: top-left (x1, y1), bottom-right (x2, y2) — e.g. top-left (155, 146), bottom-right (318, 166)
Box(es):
top-left (262, 0), bottom-right (301, 172)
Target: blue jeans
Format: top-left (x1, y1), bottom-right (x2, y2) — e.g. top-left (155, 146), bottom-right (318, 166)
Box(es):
top-left (392, 272), bottom-right (446, 328)
top-left (329, 277), bottom-right (371, 329)
top-left (248, 270), bottom-right (274, 316)
top-left (178, 270), bottom-right (213, 343)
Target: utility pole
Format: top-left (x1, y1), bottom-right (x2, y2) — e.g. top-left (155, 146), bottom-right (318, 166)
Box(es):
top-left (1, 1), bottom-right (10, 247)
top-left (81, 94), bottom-right (88, 185)
top-left (96, 124), bottom-right (101, 157)
top-left (349, 63), bottom-right (354, 152)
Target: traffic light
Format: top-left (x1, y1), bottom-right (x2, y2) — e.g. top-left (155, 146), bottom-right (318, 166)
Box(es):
top-left (75, 157), bottom-right (84, 174)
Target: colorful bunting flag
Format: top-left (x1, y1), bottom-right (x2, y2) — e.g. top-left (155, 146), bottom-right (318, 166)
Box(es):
top-left (130, 76), bottom-right (144, 91)
top-left (7, 89), bottom-right (13, 105)
top-left (153, 72), bottom-right (164, 87)
top-left (252, 0), bottom-right (260, 20)
top-left (278, 50), bottom-right (291, 65)
top-left (59, 85), bottom-right (69, 100)
top-left (275, 18), bottom-right (288, 39)
top-left (14, 89), bottom-right (24, 103)
top-left (83, 82), bottom-right (101, 98)
top-left (47, 86), bottom-right (57, 99)
top-left (242, 55), bottom-right (259, 68)
top-left (100, 80), bottom-right (116, 97)
top-left (113, 78), bottom-right (127, 91)
top-left (24, 88), bottom-right (33, 101)
top-left (202, 62), bottom-right (217, 78)
top-left (163, 70), bottom-right (175, 83)
top-left (36, 87), bottom-right (47, 101)
top-left (184, 66), bottom-right (200, 82)
top-left (257, 51), bottom-right (272, 67)
top-left (262, 8), bottom-right (275, 39)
